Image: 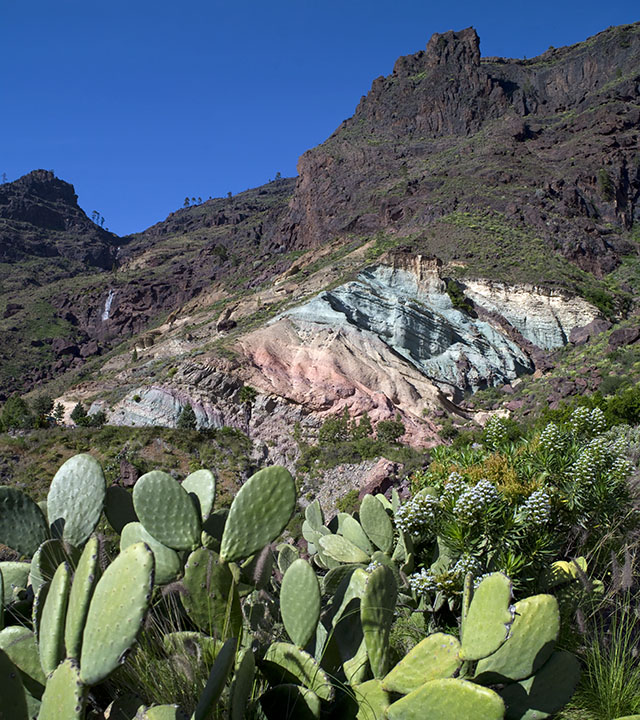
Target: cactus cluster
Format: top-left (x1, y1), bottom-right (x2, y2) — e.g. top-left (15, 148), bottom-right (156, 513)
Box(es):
top-left (0, 453), bottom-right (594, 719)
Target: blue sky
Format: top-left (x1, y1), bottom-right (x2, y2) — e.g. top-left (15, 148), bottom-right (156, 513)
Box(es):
top-left (1, 1), bottom-right (637, 235)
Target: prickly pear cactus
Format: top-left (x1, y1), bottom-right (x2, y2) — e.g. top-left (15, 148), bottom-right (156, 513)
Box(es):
top-left (39, 561), bottom-right (71, 676)
top-left (319, 534), bottom-right (371, 564)
top-left (386, 678), bottom-right (505, 720)
top-left (361, 564), bottom-right (397, 678)
top-left (280, 559), bottom-right (321, 648)
top-left (120, 522), bottom-right (181, 585)
top-left (133, 471), bottom-right (202, 551)
top-left (460, 572), bottom-right (514, 661)
top-left (354, 678), bottom-right (390, 720)
top-left (38, 658), bottom-right (86, 720)
top-left (192, 637), bottom-right (238, 720)
top-left (182, 468), bottom-right (216, 521)
top-left (182, 548), bottom-right (242, 640)
top-left (104, 485), bottom-right (138, 534)
top-left (0, 647), bottom-right (29, 720)
top-left (229, 648), bottom-right (256, 720)
top-left (262, 642), bottom-right (334, 701)
top-left (220, 466), bottom-right (295, 563)
top-left (0, 626), bottom-right (45, 718)
top-left (475, 595), bottom-right (560, 683)
top-left (64, 536), bottom-right (100, 660)
top-left (383, 633), bottom-right (462, 694)
top-left (80, 542), bottom-right (154, 686)
top-left (359, 495), bottom-right (394, 553)
top-left (0, 486), bottom-right (49, 557)
top-left (47, 454), bottom-right (106, 547)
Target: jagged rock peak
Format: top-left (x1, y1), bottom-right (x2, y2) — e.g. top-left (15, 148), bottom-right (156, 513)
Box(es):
top-left (1, 169), bottom-right (78, 207)
top-left (426, 27), bottom-right (480, 67)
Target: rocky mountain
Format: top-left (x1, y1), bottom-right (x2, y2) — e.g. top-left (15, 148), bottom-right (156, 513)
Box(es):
top-left (1, 22), bottom-right (640, 460)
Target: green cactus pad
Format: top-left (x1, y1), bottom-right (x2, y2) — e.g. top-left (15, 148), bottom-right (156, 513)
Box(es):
top-left (500, 650), bottom-right (581, 720)
top-left (305, 499), bottom-right (325, 530)
top-left (355, 678), bottom-right (390, 720)
top-left (319, 535), bottom-right (371, 564)
top-left (47, 454), bottom-right (106, 548)
top-left (80, 542), bottom-right (153, 686)
top-left (323, 564), bottom-right (362, 596)
top-left (39, 561), bottom-right (71, 676)
top-left (182, 469), bottom-right (216, 521)
top-left (302, 519), bottom-right (328, 548)
top-left (192, 637), bottom-right (238, 720)
top-left (0, 561), bottom-right (30, 605)
top-left (201, 508), bottom-right (228, 551)
top-left (359, 495), bottom-right (393, 553)
top-left (281, 559), bottom-right (321, 648)
top-left (387, 678), bottom-right (505, 720)
top-left (382, 633), bottom-right (462, 694)
top-left (260, 684), bottom-right (322, 719)
top-left (0, 486), bottom-right (49, 558)
top-left (39, 658), bottom-right (86, 720)
top-left (0, 648), bottom-right (29, 720)
top-left (32, 582), bottom-right (49, 643)
top-left (475, 594), bottom-right (560, 683)
top-left (182, 548), bottom-right (242, 640)
top-left (0, 626), bottom-right (46, 708)
top-left (104, 486), bottom-right (138, 534)
top-left (220, 466), bottom-right (295, 563)
top-left (361, 564), bottom-right (397, 678)
top-left (229, 648), bottom-right (256, 720)
top-left (135, 706), bottom-right (188, 720)
top-left (120, 522), bottom-right (181, 586)
top-left (460, 572), bottom-right (513, 661)
top-left (29, 539), bottom-right (79, 593)
top-left (262, 642), bottom-right (334, 701)
top-left (277, 543), bottom-right (300, 574)
top-left (64, 536), bottom-right (100, 660)
top-left (338, 514), bottom-right (374, 555)
top-left (133, 471), bottom-right (202, 551)
top-left (332, 568), bottom-right (369, 625)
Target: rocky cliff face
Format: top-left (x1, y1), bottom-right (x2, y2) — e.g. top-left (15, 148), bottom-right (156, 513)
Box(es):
top-left (282, 24), bottom-right (640, 279)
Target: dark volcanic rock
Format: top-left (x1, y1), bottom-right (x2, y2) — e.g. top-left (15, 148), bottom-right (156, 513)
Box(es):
top-left (608, 325), bottom-right (640, 350)
top-left (570, 318), bottom-right (613, 345)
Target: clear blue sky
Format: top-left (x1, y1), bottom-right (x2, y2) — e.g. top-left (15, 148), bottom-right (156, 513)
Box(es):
top-left (1, 1), bottom-right (637, 236)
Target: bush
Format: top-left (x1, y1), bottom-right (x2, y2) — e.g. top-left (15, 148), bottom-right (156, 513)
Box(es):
top-left (0, 394), bottom-right (34, 431)
top-left (177, 404), bottom-right (197, 431)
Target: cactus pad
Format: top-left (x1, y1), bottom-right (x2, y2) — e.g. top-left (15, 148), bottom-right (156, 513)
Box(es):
top-left (220, 466), bottom-right (295, 563)
top-left (359, 495), bottom-right (393, 553)
top-left (120, 522), bottom-right (180, 585)
top-left (305, 499), bottom-right (324, 530)
top-left (338, 514), bottom-right (374, 555)
top-left (387, 678), bottom-right (505, 719)
top-left (47, 454), bottom-right (106, 547)
top-left (0, 626), bottom-right (46, 709)
top-left (38, 658), bottom-right (86, 720)
top-left (0, 487), bottom-right (48, 557)
top-left (262, 642), bottom-right (334, 701)
top-left (0, 562), bottom-right (30, 605)
top-left (260, 684), bottom-right (322, 719)
top-left (475, 594), bottom-right (560, 683)
top-left (460, 572), bottom-right (513, 661)
top-left (277, 543), bottom-right (299, 574)
top-left (182, 469), bottom-right (216, 521)
top-left (319, 534), bottom-right (371, 564)
top-left (355, 678), bottom-right (390, 720)
top-left (182, 548), bottom-right (242, 640)
top-left (29, 539), bottom-right (79, 593)
top-left (64, 536), bottom-right (100, 660)
top-left (135, 707), bottom-right (188, 720)
top-left (104, 486), bottom-right (138, 534)
top-left (80, 542), bottom-right (153, 686)
top-left (281, 559), bottom-right (321, 648)
top-left (39, 561), bottom-right (70, 676)
top-left (133, 471), bottom-right (202, 551)
top-left (361, 564), bottom-right (397, 678)
top-left (0, 648), bottom-right (29, 720)
top-left (383, 633), bottom-right (462, 694)
top-left (500, 650), bottom-right (581, 720)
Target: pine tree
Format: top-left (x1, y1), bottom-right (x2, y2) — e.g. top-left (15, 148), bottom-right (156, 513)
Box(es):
top-left (177, 403), bottom-right (197, 430)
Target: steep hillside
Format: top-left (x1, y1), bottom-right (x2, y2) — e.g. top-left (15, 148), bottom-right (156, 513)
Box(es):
top-left (2, 22), bottom-right (640, 462)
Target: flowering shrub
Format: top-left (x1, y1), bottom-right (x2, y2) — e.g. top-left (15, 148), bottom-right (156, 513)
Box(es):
top-left (403, 407), bottom-right (637, 606)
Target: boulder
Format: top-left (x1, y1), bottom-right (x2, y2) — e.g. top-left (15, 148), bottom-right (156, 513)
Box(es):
top-left (358, 458), bottom-right (402, 499)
